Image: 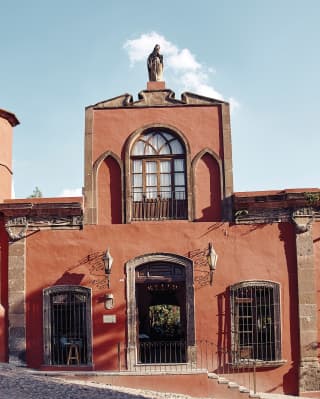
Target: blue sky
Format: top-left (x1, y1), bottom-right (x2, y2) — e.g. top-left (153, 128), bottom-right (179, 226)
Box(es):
top-left (1, 0), bottom-right (319, 198)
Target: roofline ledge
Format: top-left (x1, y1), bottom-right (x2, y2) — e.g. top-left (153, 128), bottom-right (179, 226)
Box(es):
top-left (0, 109), bottom-right (19, 127)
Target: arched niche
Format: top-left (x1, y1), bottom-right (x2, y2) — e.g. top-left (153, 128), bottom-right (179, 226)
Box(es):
top-left (93, 151), bottom-right (123, 224)
top-left (192, 149), bottom-right (222, 221)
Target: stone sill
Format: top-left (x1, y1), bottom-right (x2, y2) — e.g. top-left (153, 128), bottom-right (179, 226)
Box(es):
top-left (230, 359), bottom-right (287, 369)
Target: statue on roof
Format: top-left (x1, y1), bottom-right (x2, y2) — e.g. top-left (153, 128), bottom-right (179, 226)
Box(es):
top-left (147, 44), bottom-right (163, 81)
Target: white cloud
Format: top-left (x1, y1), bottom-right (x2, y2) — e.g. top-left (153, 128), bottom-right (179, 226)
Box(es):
top-left (123, 32), bottom-right (176, 66)
top-left (167, 48), bottom-right (201, 71)
top-left (123, 31), bottom-right (238, 109)
top-left (179, 71), bottom-right (224, 99)
top-left (229, 97), bottom-right (240, 113)
top-left (59, 188), bottom-right (82, 197)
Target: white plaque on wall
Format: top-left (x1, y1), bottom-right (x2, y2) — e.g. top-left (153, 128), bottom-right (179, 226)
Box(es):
top-left (103, 315), bottom-right (116, 323)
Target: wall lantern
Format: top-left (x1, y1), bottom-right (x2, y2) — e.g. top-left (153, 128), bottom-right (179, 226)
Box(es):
top-left (102, 248), bottom-right (113, 288)
top-left (104, 293), bottom-right (114, 310)
top-left (207, 242), bottom-right (218, 285)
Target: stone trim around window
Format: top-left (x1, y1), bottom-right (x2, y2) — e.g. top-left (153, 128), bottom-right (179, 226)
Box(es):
top-left (229, 280), bottom-right (282, 366)
top-left (125, 124), bottom-right (192, 223)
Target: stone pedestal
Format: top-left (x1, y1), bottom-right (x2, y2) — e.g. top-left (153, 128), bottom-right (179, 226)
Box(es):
top-left (147, 81), bottom-right (165, 90)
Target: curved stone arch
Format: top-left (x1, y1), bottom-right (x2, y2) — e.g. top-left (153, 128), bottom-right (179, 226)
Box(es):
top-left (191, 148), bottom-right (224, 221)
top-left (43, 285), bottom-right (92, 366)
top-left (230, 279), bottom-right (281, 291)
top-left (92, 151), bottom-right (124, 224)
top-left (124, 123), bottom-right (192, 223)
top-left (126, 252), bottom-right (195, 370)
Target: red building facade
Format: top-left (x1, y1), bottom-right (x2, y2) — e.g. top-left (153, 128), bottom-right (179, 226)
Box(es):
top-left (0, 80), bottom-right (319, 397)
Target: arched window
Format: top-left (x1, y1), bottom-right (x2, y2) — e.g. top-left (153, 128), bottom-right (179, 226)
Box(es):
top-left (131, 130), bottom-right (187, 220)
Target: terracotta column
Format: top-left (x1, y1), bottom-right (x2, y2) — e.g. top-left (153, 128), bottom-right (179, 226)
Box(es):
top-left (292, 208), bottom-right (320, 394)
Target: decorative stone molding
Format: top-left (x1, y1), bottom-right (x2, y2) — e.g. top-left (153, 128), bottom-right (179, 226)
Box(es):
top-left (5, 215), bottom-right (82, 241)
top-left (88, 90), bottom-right (226, 109)
top-left (5, 217), bottom-right (28, 241)
top-left (234, 191), bottom-right (320, 224)
top-left (292, 208), bottom-right (314, 233)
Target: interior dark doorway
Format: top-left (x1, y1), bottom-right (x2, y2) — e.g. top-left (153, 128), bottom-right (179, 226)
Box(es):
top-left (135, 262), bottom-right (187, 363)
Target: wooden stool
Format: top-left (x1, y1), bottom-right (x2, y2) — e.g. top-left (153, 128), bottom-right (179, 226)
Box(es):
top-left (67, 343), bottom-right (80, 365)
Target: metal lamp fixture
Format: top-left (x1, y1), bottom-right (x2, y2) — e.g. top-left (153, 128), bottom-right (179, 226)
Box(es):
top-left (103, 248), bottom-right (113, 288)
top-left (207, 242), bottom-right (218, 285)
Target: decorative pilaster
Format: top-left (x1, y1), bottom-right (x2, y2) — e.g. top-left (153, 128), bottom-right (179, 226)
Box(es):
top-left (7, 230), bottom-right (26, 364)
top-left (292, 208), bottom-right (320, 393)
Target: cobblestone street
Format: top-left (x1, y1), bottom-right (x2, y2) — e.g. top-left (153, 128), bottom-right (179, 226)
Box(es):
top-left (0, 363), bottom-right (210, 399)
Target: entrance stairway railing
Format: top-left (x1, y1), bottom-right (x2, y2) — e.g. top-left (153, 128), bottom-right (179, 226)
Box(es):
top-left (117, 340), bottom-right (260, 394)
top-left (138, 340), bottom-right (186, 364)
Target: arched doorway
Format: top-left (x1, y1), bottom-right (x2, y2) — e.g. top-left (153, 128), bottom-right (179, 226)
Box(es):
top-left (126, 253), bottom-right (195, 370)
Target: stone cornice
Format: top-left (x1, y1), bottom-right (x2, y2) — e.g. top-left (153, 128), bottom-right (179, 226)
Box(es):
top-left (0, 202), bottom-right (83, 237)
top-left (0, 108), bottom-right (20, 126)
top-left (86, 90), bottom-right (227, 109)
top-left (233, 190), bottom-right (320, 224)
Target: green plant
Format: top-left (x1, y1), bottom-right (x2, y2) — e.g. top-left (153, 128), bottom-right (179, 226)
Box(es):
top-left (304, 192), bottom-right (320, 205)
top-left (28, 186), bottom-right (43, 198)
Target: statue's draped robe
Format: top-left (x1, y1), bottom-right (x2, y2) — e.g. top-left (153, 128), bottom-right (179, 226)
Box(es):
top-left (148, 54), bottom-right (163, 81)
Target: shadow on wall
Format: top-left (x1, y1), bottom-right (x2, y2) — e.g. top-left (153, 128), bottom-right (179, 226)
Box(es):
top-left (195, 153), bottom-right (221, 222)
top-left (25, 249), bottom-right (127, 370)
top-left (97, 156), bottom-right (122, 225)
top-left (278, 222), bottom-right (300, 395)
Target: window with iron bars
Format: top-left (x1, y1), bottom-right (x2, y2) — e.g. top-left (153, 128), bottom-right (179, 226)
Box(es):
top-left (230, 281), bottom-right (281, 365)
top-left (43, 286), bottom-right (92, 366)
top-left (131, 130), bottom-right (187, 220)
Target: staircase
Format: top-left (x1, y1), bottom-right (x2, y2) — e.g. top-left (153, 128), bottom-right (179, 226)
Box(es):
top-left (207, 373), bottom-right (311, 399)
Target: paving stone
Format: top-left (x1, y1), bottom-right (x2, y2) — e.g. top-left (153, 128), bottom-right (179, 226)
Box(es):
top-left (0, 363), bottom-right (210, 399)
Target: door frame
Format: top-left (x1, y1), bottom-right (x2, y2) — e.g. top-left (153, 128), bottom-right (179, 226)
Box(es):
top-left (126, 253), bottom-right (195, 370)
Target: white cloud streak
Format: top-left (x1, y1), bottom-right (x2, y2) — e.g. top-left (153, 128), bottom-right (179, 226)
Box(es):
top-left (123, 31), bottom-right (239, 110)
top-left (59, 188), bottom-right (82, 197)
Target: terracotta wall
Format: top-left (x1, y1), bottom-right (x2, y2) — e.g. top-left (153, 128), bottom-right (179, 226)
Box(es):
top-left (0, 118), bottom-right (13, 202)
top-left (92, 106), bottom-right (222, 163)
top-left (93, 106), bottom-right (223, 223)
top-left (25, 221), bottom-right (299, 394)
